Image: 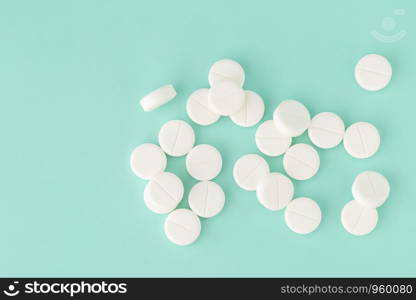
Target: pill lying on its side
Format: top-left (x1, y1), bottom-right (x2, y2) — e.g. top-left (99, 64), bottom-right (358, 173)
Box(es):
top-left (140, 85), bottom-right (177, 112)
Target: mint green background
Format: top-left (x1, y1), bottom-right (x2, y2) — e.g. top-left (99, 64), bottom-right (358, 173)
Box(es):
top-left (0, 0), bottom-right (415, 277)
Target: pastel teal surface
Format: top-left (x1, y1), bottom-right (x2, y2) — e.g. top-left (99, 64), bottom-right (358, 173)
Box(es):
top-left (0, 0), bottom-right (415, 277)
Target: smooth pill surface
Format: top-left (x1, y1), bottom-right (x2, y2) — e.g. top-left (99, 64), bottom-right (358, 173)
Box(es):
top-left (233, 154), bottom-right (270, 191)
top-left (186, 88), bottom-right (220, 126)
top-left (285, 197), bottom-right (321, 234)
top-left (343, 122), bottom-right (380, 159)
top-left (209, 80), bottom-right (245, 116)
top-left (208, 59), bottom-right (245, 87)
top-left (230, 90), bottom-right (264, 127)
top-left (188, 181), bottom-right (225, 218)
top-left (144, 172), bottom-right (183, 214)
top-left (144, 184), bottom-right (173, 214)
top-left (341, 200), bottom-right (378, 236)
top-left (355, 54), bottom-right (392, 91)
top-left (255, 120), bottom-right (292, 156)
top-left (164, 209), bottom-right (201, 246)
top-left (352, 171), bottom-right (390, 208)
top-left (308, 112), bottom-right (345, 149)
top-left (256, 173), bottom-right (294, 211)
top-left (283, 144), bottom-right (320, 180)
top-left (186, 144), bottom-right (222, 180)
top-left (273, 100), bottom-right (311, 137)
top-left (130, 143), bottom-right (167, 179)
top-left (159, 120), bottom-right (195, 157)
top-left (140, 85), bottom-right (177, 112)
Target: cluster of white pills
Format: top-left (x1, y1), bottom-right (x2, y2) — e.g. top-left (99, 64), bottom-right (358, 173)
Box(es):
top-left (130, 119), bottom-right (224, 245)
top-left (186, 59), bottom-right (265, 127)
top-left (134, 54), bottom-right (392, 242)
top-left (341, 171), bottom-right (390, 236)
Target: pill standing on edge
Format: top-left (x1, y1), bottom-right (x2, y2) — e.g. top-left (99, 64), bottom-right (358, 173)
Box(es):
top-left (285, 197), bottom-right (322, 234)
top-left (164, 209), bottom-right (201, 246)
top-left (208, 59), bottom-right (245, 87)
top-left (355, 54), bottom-right (392, 91)
top-left (230, 90), bottom-right (265, 127)
top-left (140, 85), bottom-right (177, 112)
top-left (158, 120), bottom-right (195, 157)
top-left (186, 144), bottom-right (222, 181)
top-left (209, 80), bottom-right (245, 116)
top-left (283, 144), bottom-right (320, 180)
top-left (256, 173), bottom-right (294, 211)
top-left (273, 99), bottom-right (311, 137)
top-left (188, 181), bottom-right (225, 218)
top-left (186, 88), bottom-right (220, 126)
top-left (144, 172), bottom-right (184, 214)
top-left (308, 112), bottom-right (345, 149)
top-left (233, 154), bottom-right (270, 191)
top-left (255, 120), bottom-right (292, 156)
top-left (343, 122), bottom-right (380, 159)
top-left (352, 171), bottom-right (390, 208)
top-left (341, 200), bottom-right (378, 236)
top-left (130, 143), bottom-right (167, 179)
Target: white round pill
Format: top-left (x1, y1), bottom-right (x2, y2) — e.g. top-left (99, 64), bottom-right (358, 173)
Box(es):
top-left (158, 120), bottom-right (195, 157)
top-left (256, 173), bottom-right (294, 211)
top-left (208, 59), bottom-right (245, 87)
top-left (209, 80), bottom-right (245, 116)
top-left (233, 154), bottom-right (270, 191)
top-left (255, 120), bottom-right (292, 156)
top-left (130, 143), bottom-right (167, 179)
top-left (341, 200), bottom-right (378, 236)
top-left (144, 184), bottom-right (172, 214)
top-left (140, 85), bottom-right (177, 112)
top-left (273, 100), bottom-right (311, 137)
top-left (343, 122), bottom-right (380, 159)
top-left (285, 197), bottom-right (321, 234)
top-left (144, 172), bottom-right (184, 213)
top-left (352, 171), bottom-right (390, 208)
top-left (230, 90), bottom-right (265, 127)
top-left (355, 54), bottom-right (392, 91)
top-left (308, 112), bottom-right (345, 149)
top-left (283, 144), bottom-right (320, 180)
top-left (186, 144), bottom-right (222, 181)
top-left (164, 209), bottom-right (201, 246)
top-left (186, 88), bottom-right (220, 126)
top-left (188, 181), bottom-right (225, 218)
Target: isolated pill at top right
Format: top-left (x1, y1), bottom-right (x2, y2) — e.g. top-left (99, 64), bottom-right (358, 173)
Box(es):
top-left (355, 54), bottom-right (392, 91)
